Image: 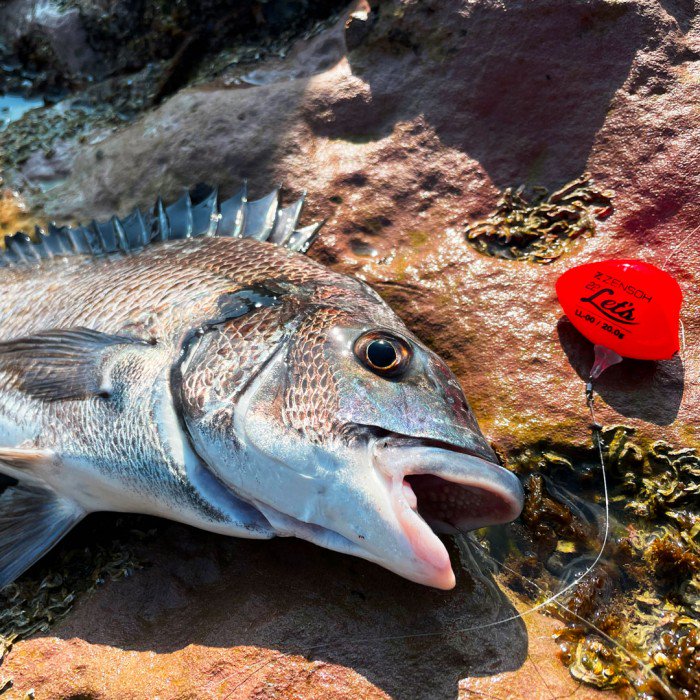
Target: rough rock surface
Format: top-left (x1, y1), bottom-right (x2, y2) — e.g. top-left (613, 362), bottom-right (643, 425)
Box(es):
top-left (2, 0), bottom-right (699, 698)
top-left (38, 0), bottom-right (700, 453)
top-left (3, 521), bottom-right (611, 700)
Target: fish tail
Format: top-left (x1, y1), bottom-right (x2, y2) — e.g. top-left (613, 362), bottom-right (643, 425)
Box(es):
top-left (0, 476), bottom-right (84, 588)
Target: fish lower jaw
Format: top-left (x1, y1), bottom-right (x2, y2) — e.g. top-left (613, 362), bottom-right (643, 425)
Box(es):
top-left (251, 499), bottom-right (367, 557)
top-left (252, 494), bottom-right (455, 589)
top-left (388, 475), bottom-right (456, 590)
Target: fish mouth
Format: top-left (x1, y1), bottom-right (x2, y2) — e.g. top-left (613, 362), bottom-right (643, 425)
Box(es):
top-left (222, 429), bottom-right (523, 591)
top-left (372, 434), bottom-right (524, 590)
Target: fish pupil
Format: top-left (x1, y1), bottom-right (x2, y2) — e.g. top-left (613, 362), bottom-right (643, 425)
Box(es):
top-left (367, 339), bottom-right (397, 369)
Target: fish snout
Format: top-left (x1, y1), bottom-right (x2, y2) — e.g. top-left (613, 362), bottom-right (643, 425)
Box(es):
top-left (371, 438), bottom-right (524, 589)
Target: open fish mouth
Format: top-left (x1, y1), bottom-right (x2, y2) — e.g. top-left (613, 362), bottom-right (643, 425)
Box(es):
top-left (230, 430), bottom-right (523, 590)
top-left (372, 435), bottom-right (524, 589)
top-left (406, 474), bottom-right (521, 532)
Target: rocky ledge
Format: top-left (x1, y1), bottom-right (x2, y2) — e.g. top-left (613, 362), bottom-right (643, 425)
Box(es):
top-left (0, 0), bottom-right (698, 698)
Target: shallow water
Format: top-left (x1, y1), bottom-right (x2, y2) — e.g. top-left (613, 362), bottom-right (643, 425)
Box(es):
top-left (0, 94), bottom-right (44, 131)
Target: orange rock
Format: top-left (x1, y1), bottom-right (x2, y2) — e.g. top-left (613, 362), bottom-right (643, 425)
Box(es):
top-left (2, 0), bottom-right (698, 698)
top-left (460, 595), bottom-right (613, 700)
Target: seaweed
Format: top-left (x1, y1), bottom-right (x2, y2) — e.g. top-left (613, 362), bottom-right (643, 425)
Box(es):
top-left (483, 427), bottom-right (700, 696)
top-left (465, 173), bottom-right (614, 263)
top-left (0, 517), bottom-right (155, 696)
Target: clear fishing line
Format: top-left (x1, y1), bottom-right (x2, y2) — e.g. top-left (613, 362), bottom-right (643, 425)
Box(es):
top-left (480, 553), bottom-right (676, 699)
top-left (214, 384), bottom-right (676, 698)
top-left (663, 222), bottom-right (700, 269)
top-left (216, 235), bottom-right (696, 696)
top-left (662, 223), bottom-right (691, 362)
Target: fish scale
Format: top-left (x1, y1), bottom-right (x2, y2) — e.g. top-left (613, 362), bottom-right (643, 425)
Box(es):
top-left (0, 182), bottom-right (523, 591)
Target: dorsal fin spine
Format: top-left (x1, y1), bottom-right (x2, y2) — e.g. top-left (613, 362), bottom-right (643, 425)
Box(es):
top-left (205, 187), bottom-right (220, 237)
top-left (7, 236), bottom-right (28, 265)
top-left (1, 183), bottom-right (323, 267)
top-left (155, 197), bottom-right (170, 241)
top-left (184, 193), bottom-right (194, 238)
top-left (63, 226), bottom-right (79, 254)
top-left (111, 216), bottom-right (128, 253)
top-left (90, 220), bottom-right (110, 252)
top-left (134, 208), bottom-right (149, 247)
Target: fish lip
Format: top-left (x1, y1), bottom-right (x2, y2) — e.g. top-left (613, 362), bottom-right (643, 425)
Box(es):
top-left (371, 431), bottom-right (524, 524)
top-left (369, 430), bottom-right (524, 588)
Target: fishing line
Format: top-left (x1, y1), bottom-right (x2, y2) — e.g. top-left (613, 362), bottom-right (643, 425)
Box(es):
top-left (661, 221), bottom-right (692, 366)
top-left (212, 386), bottom-right (625, 696)
top-left (215, 313), bottom-right (689, 695)
top-left (662, 222), bottom-right (700, 269)
top-left (479, 553), bottom-right (676, 699)
top-left (331, 389), bottom-right (611, 640)
top-left (234, 218), bottom-right (694, 693)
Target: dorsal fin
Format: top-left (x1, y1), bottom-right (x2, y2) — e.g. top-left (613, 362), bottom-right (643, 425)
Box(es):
top-left (0, 184), bottom-right (323, 268)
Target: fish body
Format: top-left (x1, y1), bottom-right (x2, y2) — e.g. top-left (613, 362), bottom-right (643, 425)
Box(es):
top-left (0, 185), bottom-right (523, 589)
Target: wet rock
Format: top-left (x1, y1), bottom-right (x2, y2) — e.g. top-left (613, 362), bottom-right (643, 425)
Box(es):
top-left (2, 0), bottom-right (700, 697)
top-left (37, 0), bottom-right (699, 454)
top-left (460, 598), bottom-right (611, 700)
top-left (2, 524), bottom-right (528, 700)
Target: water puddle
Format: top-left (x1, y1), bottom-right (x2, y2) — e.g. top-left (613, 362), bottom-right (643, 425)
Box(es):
top-left (0, 94), bottom-right (44, 131)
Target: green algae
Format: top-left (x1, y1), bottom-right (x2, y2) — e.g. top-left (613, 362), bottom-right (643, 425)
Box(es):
top-left (486, 427), bottom-right (700, 697)
top-left (465, 173), bottom-right (614, 263)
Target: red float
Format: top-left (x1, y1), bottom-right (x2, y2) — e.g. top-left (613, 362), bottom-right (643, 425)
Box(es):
top-left (556, 259), bottom-right (682, 362)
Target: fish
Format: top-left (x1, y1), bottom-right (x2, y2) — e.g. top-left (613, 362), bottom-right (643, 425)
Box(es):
top-left (0, 182), bottom-right (523, 590)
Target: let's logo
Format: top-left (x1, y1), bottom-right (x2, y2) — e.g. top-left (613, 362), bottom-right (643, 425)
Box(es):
top-left (556, 259), bottom-right (682, 361)
top-left (580, 288), bottom-right (638, 325)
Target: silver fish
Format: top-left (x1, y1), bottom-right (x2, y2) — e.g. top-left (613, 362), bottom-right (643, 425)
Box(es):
top-left (0, 184), bottom-right (523, 590)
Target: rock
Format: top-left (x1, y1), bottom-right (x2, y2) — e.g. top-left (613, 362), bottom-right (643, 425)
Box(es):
top-left (0, 0), bottom-right (101, 89)
top-left (2, 0), bottom-right (699, 697)
top-left (459, 597), bottom-right (611, 700)
top-left (2, 524), bottom-right (529, 700)
top-left (240, 2), bottom-right (355, 86)
top-left (40, 0), bottom-right (699, 454)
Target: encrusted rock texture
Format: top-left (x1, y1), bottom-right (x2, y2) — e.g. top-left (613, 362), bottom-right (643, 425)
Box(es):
top-left (1, 0), bottom-right (699, 698)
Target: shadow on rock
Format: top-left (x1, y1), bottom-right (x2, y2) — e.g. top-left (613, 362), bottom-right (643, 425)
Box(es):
top-left (658, 0), bottom-right (696, 33)
top-left (557, 317), bottom-right (684, 425)
top-left (328, 0), bottom-right (655, 190)
top-left (49, 519), bottom-right (527, 700)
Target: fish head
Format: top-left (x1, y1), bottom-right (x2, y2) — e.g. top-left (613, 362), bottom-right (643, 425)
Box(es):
top-left (180, 286), bottom-right (523, 589)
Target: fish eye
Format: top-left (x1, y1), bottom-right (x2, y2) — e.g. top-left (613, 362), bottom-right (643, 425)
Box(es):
top-left (354, 331), bottom-right (412, 378)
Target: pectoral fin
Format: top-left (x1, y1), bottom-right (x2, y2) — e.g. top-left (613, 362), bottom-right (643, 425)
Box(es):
top-left (0, 480), bottom-right (83, 588)
top-left (0, 327), bottom-right (150, 401)
top-left (0, 446), bottom-right (54, 472)
top-left (0, 447), bottom-right (55, 489)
